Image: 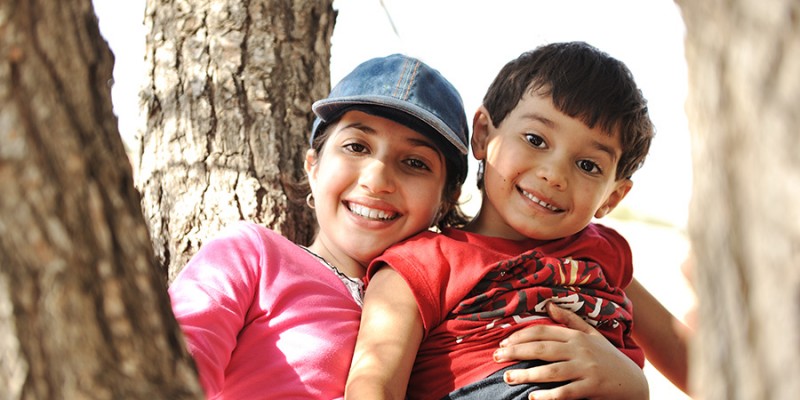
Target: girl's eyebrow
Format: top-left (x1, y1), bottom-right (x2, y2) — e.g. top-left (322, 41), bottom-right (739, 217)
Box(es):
top-left (408, 138), bottom-right (445, 167)
top-left (341, 122), bottom-right (376, 133)
top-left (406, 137), bottom-right (441, 156)
top-left (341, 121), bottom-right (443, 159)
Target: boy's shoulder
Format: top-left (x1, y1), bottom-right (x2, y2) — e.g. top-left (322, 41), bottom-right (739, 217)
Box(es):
top-left (394, 228), bottom-right (461, 249)
top-left (402, 227), bottom-right (509, 247)
top-left (394, 224), bottom-right (630, 255)
top-left (581, 222), bottom-right (629, 249)
top-left (575, 222), bottom-right (634, 286)
top-left (379, 228), bottom-right (480, 263)
top-left (389, 228), bottom-right (534, 261)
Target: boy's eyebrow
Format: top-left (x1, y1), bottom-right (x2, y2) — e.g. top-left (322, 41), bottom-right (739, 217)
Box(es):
top-left (522, 112), bottom-right (619, 160)
top-left (591, 140), bottom-right (619, 161)
top-left (522, 112), bottom-right (556, 129)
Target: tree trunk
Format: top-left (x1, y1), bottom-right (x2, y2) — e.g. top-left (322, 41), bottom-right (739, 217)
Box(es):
top-left (678, 1), bottom-right (800, 399)
top-left (138, 0), bottom-right (334, 282)
top-left (0, 0), bottom-right (203, 398)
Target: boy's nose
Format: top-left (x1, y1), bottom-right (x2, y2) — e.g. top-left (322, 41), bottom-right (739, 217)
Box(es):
top-left (359, 159), bottom-right (397, 194)
top-left (536, 164), bottom-right (567, 190)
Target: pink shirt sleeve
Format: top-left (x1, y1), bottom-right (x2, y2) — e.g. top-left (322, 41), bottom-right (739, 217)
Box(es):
top-left (168, 223), bottom-right (263, 397)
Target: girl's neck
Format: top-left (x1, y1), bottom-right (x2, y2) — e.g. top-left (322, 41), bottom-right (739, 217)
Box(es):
top-left (307, 240), bottom-right (366, 278)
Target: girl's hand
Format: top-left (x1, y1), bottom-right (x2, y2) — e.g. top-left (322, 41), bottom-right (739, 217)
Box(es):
top-left (493, 302), bottom-right (649, 400)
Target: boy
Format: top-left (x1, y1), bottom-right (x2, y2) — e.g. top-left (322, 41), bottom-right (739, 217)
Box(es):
top-left (345, 42), bottom-right (654, 400)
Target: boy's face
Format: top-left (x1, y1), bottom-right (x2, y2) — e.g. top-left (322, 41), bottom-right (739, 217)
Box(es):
top-left (471, 91), bottom-right (632, 241)
top-left (305, 110), bottom-right (447, 275)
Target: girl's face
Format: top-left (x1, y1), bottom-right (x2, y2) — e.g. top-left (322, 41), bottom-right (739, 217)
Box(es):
top-left (305, 110), bottom-right (447, 277)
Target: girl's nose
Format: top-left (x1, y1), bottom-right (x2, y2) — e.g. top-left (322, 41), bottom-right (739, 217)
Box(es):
top-left (358, 159), bottom-right (397, 194)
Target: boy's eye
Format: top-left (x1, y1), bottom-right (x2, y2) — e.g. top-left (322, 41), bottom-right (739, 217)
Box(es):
top-left (525, 133), bottom-right (546, 148)
top-left (577, 159), bottom-right (602, 174)
top-left (405, 158), bottom-right (431, 171)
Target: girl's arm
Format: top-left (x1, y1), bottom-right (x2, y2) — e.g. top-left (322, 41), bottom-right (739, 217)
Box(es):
top-left (345, 266), bottom-right (423, 400)
top-left (168, 225), bottom-right (261, 397)
top-left (492, 302), bottom-right (650, 400)
top-left (627, 278), bottom-right (690, 393)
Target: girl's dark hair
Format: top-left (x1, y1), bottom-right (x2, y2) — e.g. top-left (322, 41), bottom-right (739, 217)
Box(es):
top-left (482, 41), bottom-right (654, 181)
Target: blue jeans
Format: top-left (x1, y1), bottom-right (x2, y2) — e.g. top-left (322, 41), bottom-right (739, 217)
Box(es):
top-left (441, 360), bottom-right (571, 400)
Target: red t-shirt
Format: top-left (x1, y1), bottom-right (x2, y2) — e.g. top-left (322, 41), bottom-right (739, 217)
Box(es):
top-left (369, 223), bottom-right (643, 400)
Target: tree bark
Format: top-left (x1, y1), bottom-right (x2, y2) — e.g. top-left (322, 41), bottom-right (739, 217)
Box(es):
top-left (0, 0), bottom-right (203, 398)
top-left (678, 1), bottom-right (800, 399)
top-left (138, 0), bottom-right (334, 281)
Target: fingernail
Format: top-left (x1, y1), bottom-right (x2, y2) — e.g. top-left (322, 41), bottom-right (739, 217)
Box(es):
top-left (503, 370), bottom-right (515, 384)
top-left (499, 338), bottom-right (508, 347)
top-left (493, 348), bottom-right (506, 362)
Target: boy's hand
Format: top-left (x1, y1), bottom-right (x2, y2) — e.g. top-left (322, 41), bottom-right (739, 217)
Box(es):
top-left (493, 302), bottom-right (649, 400)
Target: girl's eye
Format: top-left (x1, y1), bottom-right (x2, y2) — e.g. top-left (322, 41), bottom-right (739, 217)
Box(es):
top-left (343, 142), bottom-right (368, 153)
top-left (525, 133), bottom-right (546, 148)
top-left (577, 159), bottom-right (602, 174)
top-left (405, 158), bottom-right (431, 171)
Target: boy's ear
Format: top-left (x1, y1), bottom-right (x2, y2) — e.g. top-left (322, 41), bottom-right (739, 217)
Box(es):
top-left (471, 106), bottom-right (492, 161)
top-left (595, 179), bottom-right (633, 218)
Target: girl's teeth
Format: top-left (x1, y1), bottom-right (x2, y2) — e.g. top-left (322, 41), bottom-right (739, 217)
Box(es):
top-left (349, 203), bottom-right (397, 220)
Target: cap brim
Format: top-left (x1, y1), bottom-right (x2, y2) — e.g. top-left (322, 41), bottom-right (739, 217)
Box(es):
top-left (313, 95), bottom-right (468, 155)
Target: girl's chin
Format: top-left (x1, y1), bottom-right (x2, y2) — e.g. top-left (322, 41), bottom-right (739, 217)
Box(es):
top-left (351, 248), bottom-right (388, 266)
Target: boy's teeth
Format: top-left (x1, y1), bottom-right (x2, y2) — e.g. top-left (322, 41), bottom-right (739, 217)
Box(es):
top-left (521, 190), bottom-right (562, 211)
top-left (349, 203), bottom-right (397, 220)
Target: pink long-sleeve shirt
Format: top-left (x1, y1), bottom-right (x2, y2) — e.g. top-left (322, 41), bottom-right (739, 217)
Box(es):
top-left (169, 221), bottom-right (362, 399)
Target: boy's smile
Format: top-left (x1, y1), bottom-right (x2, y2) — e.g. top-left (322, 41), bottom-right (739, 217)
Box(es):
top-left (469, 90), bottom-right (631, 241)
top-left (519, 187), bottom-right (564, 213)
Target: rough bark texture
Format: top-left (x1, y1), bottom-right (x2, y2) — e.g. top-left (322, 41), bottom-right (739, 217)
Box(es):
top-left (138, 0), bottom-right (334, 282)
top-left (678, 1), bottom-right (800, 399)
top-left (0, 0), bottom-right (203, 398)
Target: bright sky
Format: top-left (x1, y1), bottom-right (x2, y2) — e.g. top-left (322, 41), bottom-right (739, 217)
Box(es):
top-left (93, 0), bottom-right (692, 229)
top-left (93, 2), bottom-right (693, 398)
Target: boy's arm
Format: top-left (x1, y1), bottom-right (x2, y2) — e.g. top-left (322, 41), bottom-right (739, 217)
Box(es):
top-left (345, 265), bottom-right (423, 400)
top-left (627, 278), bottom-right (690, 393)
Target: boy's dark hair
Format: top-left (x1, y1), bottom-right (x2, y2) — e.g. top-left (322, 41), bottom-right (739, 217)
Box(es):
top-left (482, 41), bottom-right (654, 181)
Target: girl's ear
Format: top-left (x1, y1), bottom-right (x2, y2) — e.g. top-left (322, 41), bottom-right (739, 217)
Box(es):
top-left (304, 148), bottom-right (319, 187)
top-left (471, 106), bottom-right (492, 161)
top-left (595, 179), bottom-right (633, 219)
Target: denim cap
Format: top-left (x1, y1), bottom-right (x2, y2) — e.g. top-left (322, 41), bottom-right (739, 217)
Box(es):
top-left (311, 54), bottom-right (469, 182)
